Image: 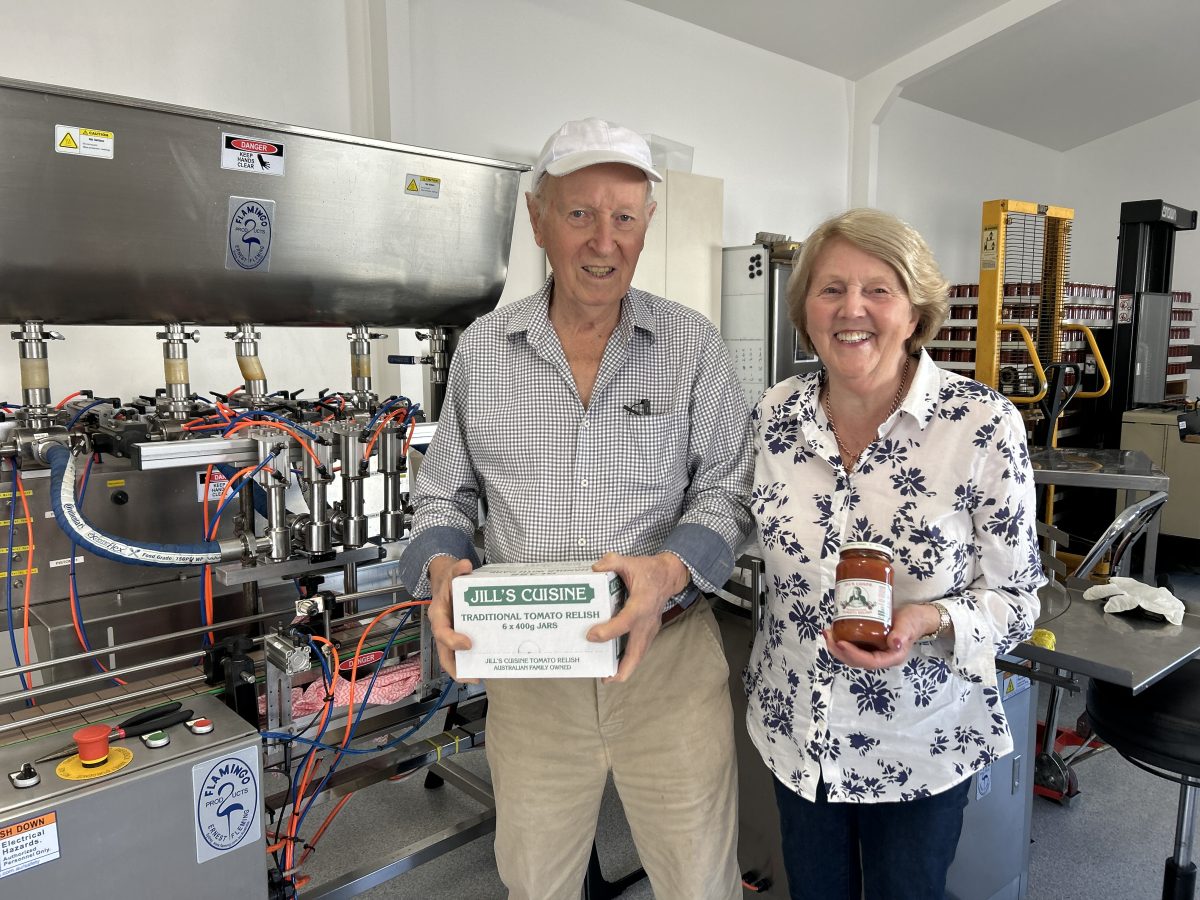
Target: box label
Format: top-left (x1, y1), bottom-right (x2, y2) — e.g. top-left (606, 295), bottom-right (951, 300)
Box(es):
top-left (453, 563), bottom-right (622, 679)
top-left (462, 582), bottom-right (597, 605)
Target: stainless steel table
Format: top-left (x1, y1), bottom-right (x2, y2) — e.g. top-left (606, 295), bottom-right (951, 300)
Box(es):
top-left (1029, 447), bottom-right (1169, 582)
top-left (1007, 582), bottom-right (1200, 694)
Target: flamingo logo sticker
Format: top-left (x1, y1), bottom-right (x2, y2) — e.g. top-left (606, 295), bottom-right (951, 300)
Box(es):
top-left (226, 197), bottom-right (274, 271)
top-left (194, 752), bottom-right (260, 861)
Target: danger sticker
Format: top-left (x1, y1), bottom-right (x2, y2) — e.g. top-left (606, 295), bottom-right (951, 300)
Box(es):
top-left (197, 469), bottom-right (230, 502)
top-left (404, 174), bottom-right (441, 199)
top-left (221, 133), bottom-right (285, 176)
top-left (0, 811), bottom-right (60, 879)
top-left (55, 125), bottom-right (114, 159)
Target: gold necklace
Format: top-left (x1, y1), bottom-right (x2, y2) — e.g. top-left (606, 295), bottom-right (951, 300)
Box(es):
top-left (823, 356), bottom-right (911, 472)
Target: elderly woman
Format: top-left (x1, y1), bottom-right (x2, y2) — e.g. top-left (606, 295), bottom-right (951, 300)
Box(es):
top-left (744, 209), bottom-right (1044, 899)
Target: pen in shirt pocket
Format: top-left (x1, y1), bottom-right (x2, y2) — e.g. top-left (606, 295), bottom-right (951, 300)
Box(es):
top-left (623, 399), bottom-right (651, 416)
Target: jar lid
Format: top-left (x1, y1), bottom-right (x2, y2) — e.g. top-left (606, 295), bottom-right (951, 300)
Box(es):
top-left (840, 541), bottom-right (894, 560)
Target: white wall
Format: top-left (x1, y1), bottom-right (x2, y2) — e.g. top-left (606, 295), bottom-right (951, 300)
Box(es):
top-left (1061, 98), bottom-right (1200, 288)
top-left (390, 0), bottom-right (849, 304)
top-left (876, 98), bottom-right (1066, 283)
top-left (1062, 99), bottom-right (1200, 394)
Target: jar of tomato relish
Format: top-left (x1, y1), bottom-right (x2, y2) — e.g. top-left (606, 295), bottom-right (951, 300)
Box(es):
top-left (832, 542), bottom-right (894, 651)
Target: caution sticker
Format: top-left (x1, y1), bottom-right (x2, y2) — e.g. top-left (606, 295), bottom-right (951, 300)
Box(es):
top-left (0, 811), bottom-right (60, 880)
top-left (221, 133), bottom-right (285, 177)
top-left (54, 125), bottom-right (114, 159)
top-left (980, 227), bottom-right (998, 271)
top-left (405, 174), bottom-right (441, 199)
top-left (0, 568), bottom-right (38, 579)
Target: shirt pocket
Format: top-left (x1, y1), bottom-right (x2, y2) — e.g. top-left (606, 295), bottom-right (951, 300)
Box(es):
top-left (622, 411), bottom-right (689, 493)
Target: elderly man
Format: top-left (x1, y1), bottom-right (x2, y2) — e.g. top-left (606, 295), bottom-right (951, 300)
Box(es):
top-left (399, 117), bottom-right (752, 900)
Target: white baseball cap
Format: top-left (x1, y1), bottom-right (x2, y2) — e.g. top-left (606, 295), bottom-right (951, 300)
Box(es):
top-left (531, 117), bottom-right (662, 189)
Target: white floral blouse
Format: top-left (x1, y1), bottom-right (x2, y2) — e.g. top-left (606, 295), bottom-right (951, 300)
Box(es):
top-left (744, 351), bottom-right (1044, 803)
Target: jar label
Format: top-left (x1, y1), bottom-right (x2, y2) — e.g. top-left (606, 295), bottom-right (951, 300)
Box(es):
top-left (833, 579), bottom-right (892, 626)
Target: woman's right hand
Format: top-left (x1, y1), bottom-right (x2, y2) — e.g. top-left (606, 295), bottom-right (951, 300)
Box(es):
top-left (823, 603), bottom-right (939, 669)
top-left (427, 555), bottom-right (477, 683)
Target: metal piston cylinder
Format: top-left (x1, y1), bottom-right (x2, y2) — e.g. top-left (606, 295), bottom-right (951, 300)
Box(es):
top-left (377, 421), bottom-right (406, 542)
top-left (335, 424), bottom-right (367, 549)
top-left (300, 424), bottom-right (334, 555)
top-left (251, 428), bottom-right (290, 562)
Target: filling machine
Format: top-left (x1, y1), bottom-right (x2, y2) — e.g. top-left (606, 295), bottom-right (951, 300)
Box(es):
top-left (0, 76), bottom-right (527, 898)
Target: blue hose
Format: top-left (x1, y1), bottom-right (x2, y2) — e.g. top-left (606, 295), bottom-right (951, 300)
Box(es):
top-left (44, 443), bottom-right (223, 567)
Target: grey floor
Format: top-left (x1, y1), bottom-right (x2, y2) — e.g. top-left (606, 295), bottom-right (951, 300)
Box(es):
top-left (299, 568), bottom-right (1200, 900)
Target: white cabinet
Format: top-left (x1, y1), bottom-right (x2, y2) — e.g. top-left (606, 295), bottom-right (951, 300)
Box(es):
top-left (632, 170), bottom-right (723, 325)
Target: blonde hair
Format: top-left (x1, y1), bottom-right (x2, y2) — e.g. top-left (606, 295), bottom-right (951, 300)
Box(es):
top-left (787, 208), bottom-right (949, 353)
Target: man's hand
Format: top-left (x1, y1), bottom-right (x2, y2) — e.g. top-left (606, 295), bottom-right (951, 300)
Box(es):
top-left (822, 602), bottom-right (943, 670)
top-left (427, 555), bottom-right (477, 683)
top-left (587, 551), bottom-right (690, 683)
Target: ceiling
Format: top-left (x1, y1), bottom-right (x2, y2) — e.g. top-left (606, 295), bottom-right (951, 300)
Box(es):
top-left (628, 0), bottom-right (1200, 151)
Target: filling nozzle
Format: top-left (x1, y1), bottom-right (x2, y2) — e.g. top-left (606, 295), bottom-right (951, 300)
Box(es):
top-left (227, 323), bottom-right (268, 407)
top-left (11, 320), bottom-right (64, 429)
top-left (157, 324), bottom-right (199, 421)
top-left (347, 325), bottom-right (387, 410)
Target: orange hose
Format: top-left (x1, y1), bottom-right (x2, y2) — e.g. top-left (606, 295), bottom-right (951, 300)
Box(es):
top-left (203, 461), bottom-right (267, 643)
top-left (401, 416), bottom-right (417, 456)
top-left (338, 600), bottom-right (430, 750)
top-left (224, 420), bottom-right (323, 468)
top-left (286, 634), bottom-right (341, 872)
top-left (289, 602), bottom-right (428, 876)
top-left (361, 408), bottom-right (409, 462)
top-left (68, 566), bottom-right (127, 686)
top-left (54, 391), bottom-right (83, 410)
top-left (15, 472), bottom-right (35, 705)
top-left (298, 792), bottom-right (354, 865)
top-left (202, 465), bottom-right (214, 539)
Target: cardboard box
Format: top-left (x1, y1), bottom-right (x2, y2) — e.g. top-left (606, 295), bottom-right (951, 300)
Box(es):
top-left (452, 561), bottom-right (624, 679)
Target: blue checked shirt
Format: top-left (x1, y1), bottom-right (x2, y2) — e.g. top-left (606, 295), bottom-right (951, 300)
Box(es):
top-left (399, 277), bottom-right (754, 611)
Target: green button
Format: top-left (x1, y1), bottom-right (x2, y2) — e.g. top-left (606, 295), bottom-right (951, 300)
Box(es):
top-left (141, 730), bottom-right (170, 748)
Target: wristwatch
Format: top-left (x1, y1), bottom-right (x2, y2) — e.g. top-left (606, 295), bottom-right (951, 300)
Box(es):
top-left (925, 602), bottom-right (952, 640)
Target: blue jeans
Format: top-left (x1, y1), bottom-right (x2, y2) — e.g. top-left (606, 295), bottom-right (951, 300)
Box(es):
top-left (773, 776), bottom-right (971, 900)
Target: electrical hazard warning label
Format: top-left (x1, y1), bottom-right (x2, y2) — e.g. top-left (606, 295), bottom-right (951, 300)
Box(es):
top-left (54, 125), bottom-right (114, 159)
top-left (0, 811), bottom-right (60, 879)
top-left (221, 133), bottom-right (285, 176)
top-left (405, 174), bottom-right (441, 199)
